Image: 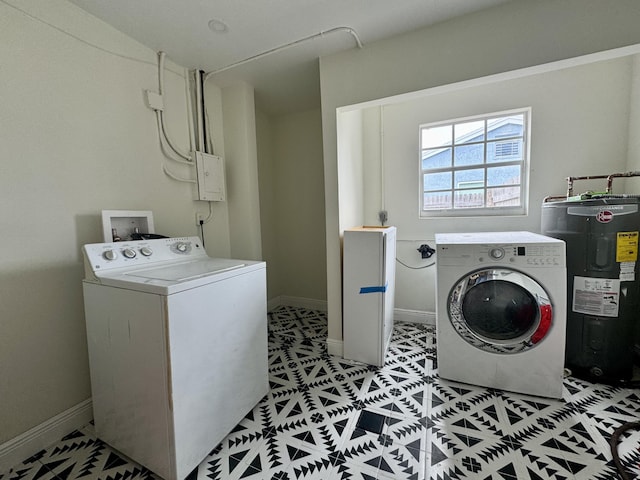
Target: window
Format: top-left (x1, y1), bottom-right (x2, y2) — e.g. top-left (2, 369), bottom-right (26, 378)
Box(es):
top-left (419, 108), bottom-right (529, 217)
top-left (495, 140), bottom-right (520, 158)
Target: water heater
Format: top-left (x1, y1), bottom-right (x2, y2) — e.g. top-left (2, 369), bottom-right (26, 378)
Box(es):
top-left (542, 197), bottom-right (640, 383)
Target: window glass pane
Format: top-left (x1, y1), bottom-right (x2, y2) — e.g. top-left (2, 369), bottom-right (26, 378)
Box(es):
top-left (422, 124), bottom-right (452, 149)
top-left (487, 165), bottom-right (520, 187)
top-left (454, 168), bottom-right (484, 189)
top-left (454, 120), bottom-right (484, 144)
top-left (487, 186), bottom-right (521, 207)
top-left (424, 172), bottom-right (451, 191)
top-left (419, 108), bottom-right (528, 217)
top-left (424, 192), bottom-right (452, 210)
top-left (422, 147), bottom-right (452, 169)
top-left (454, 189), bottom-right (485, 208)
top-left (454, 144), bottom-right (484, 166)
top-left (487, 114), bottom-right (524, 140)
top-left (487, 139), bottom-right (522, 162)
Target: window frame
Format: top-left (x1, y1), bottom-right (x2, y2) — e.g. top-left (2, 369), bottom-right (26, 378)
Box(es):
top-left (418, 107), bottom-right (530, 218)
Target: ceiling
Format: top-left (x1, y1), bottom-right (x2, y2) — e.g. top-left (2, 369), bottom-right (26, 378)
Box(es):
top-left (68, 0), bottom-right (512, 115)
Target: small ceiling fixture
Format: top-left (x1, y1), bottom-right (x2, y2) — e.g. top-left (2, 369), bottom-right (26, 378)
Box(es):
top-left (207, 19), bottom-right (228, 34)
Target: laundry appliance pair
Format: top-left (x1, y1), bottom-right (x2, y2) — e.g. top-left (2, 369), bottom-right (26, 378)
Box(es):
top-left (435, 231), bottom-right (566, 398)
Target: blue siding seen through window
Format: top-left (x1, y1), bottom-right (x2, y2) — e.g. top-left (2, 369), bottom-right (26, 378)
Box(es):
top-left (420, 110), bottom-right (528, 216)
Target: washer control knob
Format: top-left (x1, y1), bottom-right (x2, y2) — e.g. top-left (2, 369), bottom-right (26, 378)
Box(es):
top-left (176, 242), bottom-right (188, 253)
top-left (103, 250), bottom-right (117, 261)
top-left (123, 248), bottom-right (137, 259)
top-left (489, 247), bottom-right (505, 260)
top-left (140, 247), bottom-right (153, 257)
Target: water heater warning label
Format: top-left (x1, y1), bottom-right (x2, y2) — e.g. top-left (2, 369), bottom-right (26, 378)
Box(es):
top-left (572, 276), bottom-right (620, 318)
top-left (616, 231), bottom-right (638, 262)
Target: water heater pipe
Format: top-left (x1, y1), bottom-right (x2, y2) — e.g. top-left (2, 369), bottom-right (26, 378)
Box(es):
top-left (566, 171), bottom-right (640, 197)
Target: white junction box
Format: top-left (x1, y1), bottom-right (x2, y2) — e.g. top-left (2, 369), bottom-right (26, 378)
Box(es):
top-left (193, 151), bottom-right (226, 202)
top-left (101, 210), bottom-right (154, 242)
top-left (144, 90), bottom-right (164, 111)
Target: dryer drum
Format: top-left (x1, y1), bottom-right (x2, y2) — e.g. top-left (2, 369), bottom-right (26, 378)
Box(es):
top-left (448, 268), bottom-right (553, 354)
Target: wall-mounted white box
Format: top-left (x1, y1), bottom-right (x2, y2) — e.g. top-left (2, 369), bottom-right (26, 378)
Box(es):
top-left (101, 210), bottom-right (155, 242)
top-left (193, 152), bottom-right (226, 202)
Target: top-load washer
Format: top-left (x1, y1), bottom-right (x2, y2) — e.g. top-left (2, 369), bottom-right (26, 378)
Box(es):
top-left (82, 236), bottom-right (268, 480)
top-left (435, 231), bottom-right (566, 398)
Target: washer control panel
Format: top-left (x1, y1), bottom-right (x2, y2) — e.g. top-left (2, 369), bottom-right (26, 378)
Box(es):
top-left (84, 236), bottom-right (206, 275)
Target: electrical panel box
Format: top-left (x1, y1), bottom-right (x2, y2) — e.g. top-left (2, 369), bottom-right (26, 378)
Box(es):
top-left (101, 210), bottom-right (154, 242)
top-left (193, 152), bottom-right (226, 202)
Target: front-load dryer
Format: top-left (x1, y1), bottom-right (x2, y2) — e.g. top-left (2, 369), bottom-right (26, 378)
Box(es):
top-left (435, 231), bottom-right (566, 398)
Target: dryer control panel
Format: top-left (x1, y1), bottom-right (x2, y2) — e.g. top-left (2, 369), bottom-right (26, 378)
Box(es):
top-left (437, 241), bottom-right (566, 268)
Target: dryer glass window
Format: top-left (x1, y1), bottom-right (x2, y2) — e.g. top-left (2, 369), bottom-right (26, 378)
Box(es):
top-left (448, 267), bottom-right (553, 354)
top-left (461, 280), bottom-right (537, 340)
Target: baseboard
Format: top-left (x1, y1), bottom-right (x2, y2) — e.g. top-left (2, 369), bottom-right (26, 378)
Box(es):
top-left (269, 300), bottom-right (430, 325)
top-left (0, 399), bottom-right (93, 471)
top-left (394, 308), bottom-right (436, 325)
top-left (326, 311), bottom-right (432, 358)
top-left (266, 300), bottom-right (431, 356)
top-left (268, 295), bottom-right (328, 312)
top-left (326, 337), bottom-right (344, 357)
top-left (267, 296), bottom-right (282, 312)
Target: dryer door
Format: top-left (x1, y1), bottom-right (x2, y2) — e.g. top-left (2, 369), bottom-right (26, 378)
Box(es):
top-left (448, 268), bottom-right (553, 353)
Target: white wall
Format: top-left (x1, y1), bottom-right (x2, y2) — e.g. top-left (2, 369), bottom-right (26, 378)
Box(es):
top-left (319, 0), bottom-right (640, 353)
top-left (362, 108), bottom-right (383, 224)
top-left (201, 83), bottom-right (232, 258)
top-left (359, 57), bottom-right (633, 313)
top-left (627, 55), bottom-right (640, 185)
top-left (272, 109), bottom-right (327, 301)
top-left (222, 83), bottom-right (262, 260)
top-left (0, 0), bottom-right (231, 446)
top-left (256, 108), bottom-right (327, 303)
top-left (256, 109), bottom-right (281, 300)
top-left (336, 109), bottom-right (364, 233)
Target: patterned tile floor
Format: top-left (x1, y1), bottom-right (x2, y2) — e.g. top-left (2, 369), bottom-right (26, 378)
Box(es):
top-left (3, 305), bottom-right (640, 479)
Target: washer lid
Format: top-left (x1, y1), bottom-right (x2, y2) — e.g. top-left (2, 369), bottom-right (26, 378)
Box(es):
top-left (127, 258), bottom-right (247, 282)
top-left (83, 236), bottom-right (265, 295)
top-left (86, 258), bottom-right (264, 295)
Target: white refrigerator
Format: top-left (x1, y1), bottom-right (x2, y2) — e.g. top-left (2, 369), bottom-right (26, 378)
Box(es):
top-left (343, 226), bottom-right (397, 366)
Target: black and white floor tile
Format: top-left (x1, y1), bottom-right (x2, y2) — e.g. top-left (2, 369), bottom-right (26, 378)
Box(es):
top-left (3, 306), bottom-right (640, 479)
